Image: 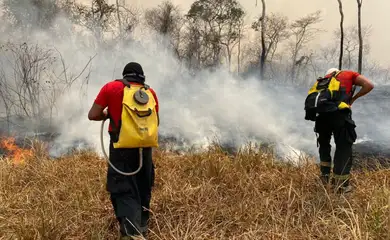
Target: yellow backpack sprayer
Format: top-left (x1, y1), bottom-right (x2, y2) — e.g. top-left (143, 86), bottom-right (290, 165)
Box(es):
top-left (100, 79), bottom-right (159, 176)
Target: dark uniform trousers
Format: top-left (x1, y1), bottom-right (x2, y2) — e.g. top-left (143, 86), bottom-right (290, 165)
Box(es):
top-left (107, 139), bottom-right (155, 237)
top-left (314, 110), bottom-right (357, 187)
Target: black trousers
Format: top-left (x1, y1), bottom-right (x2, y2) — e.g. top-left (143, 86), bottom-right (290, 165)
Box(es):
top-left (314, 110), bottom-right (357, 187)
top-left (107, 140), bottom-right (155, 237)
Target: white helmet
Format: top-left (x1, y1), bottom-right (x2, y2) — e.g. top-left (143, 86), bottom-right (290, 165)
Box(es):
top-left (326, 68), bottom-right (339, 75)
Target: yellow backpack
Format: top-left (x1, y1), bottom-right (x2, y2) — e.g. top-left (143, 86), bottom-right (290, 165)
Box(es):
top-left (304, 71), bottom-right (350, 121)
top-left (110, 79), bottom-right (159, 148)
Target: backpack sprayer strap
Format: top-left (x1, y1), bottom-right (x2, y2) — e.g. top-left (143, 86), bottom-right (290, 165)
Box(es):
top-left (118, 78), bottom-right (150, 90)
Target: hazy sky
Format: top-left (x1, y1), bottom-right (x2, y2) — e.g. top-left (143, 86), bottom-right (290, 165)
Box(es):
top-left (86, 0), bottom-right (390, 66)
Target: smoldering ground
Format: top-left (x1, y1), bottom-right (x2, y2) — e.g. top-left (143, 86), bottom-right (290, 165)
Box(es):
top-left (0, 1), bottom-right (389, 165)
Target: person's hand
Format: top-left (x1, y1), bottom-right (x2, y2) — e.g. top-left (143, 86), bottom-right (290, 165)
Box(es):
top-left (350, 95), bottom-right (359, 106)
top-left (102, 109), bottom-right (108, 120)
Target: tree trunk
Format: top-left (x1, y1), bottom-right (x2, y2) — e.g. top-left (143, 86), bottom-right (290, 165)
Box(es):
top-left (116, 0), bottom-right (122, 35)
top-left (337, 0), bottom-right (344, 70)
top-left (227, 46), bottom-right (232, 72)
top-left (260, 0), bottom-right (266, 80)
top-left (237, 27), bottom-right (241, 74)
top-left (357, 0), bottom-right (363, 73)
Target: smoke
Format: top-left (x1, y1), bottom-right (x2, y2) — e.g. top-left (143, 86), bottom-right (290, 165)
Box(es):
top-left (46, 35), bottom-right (316, 161)
top-left (0, 1), bottom-right (389, 163)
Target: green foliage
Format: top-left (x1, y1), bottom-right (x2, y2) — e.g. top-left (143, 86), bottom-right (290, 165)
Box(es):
top-left (184, 0), bottom-right (245, 68)
top-left (186, 0), bottom-right (245, 32)
top-left (144, 0), bottom-right (182, 36)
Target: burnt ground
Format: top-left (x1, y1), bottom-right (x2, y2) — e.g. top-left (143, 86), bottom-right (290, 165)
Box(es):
top-left (352, 142), bottom-right (390, 171)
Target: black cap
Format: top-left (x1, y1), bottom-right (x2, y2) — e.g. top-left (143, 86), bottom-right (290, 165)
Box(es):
top-left (122, 62), bottom-right (145, 82)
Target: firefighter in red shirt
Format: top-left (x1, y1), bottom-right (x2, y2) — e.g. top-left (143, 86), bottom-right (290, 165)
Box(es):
top-left (88, 62), bottom-right (159, 239)
top-left (315, 68), bottom-right (374, 193)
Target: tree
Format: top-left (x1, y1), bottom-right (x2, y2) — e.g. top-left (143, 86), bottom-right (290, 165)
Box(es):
top-left (145, 1), bottom-right (182, 36)
top-left (62, 0), bottom-right (115, 43)
top-left (114, 3), bottom-right (140, 41)
top-left (144, 0), bottom-right (184, 58)
top-left (252, 12), bottom-right (290, 77)
top-left (182, 21), bottom-right (203, 70)
top-left (332, 25), bottom-right (371, 69)
top-left (356, 0), bottom-right (363, 73)
top-left (220, 11), bottom-right (245, 72)
top-left (337, 0), bottom-right (344, 70)
top-left (185, 0), bottom-right (245, 70)
top-left (288, 11), bottom-right (322, 82)
top-left (1, 0), bottom-right (61, 32)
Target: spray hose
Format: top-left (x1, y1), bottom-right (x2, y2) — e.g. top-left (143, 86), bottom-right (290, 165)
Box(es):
top-left (100, 118), bottom-right (143, 176)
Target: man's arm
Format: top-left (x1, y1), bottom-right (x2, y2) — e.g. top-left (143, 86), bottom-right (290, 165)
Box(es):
top-left (88, 103), bottom-right (108, 121)
top-left (351, 74), bottom-right (374, 105)
top-left (88, 84), bottom-right (109, 121)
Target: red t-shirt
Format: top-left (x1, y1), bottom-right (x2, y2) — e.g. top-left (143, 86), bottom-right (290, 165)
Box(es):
top-left (94, 80), bottom-right (159, 132)
top-left (325, 70), bottom-right (360, 96)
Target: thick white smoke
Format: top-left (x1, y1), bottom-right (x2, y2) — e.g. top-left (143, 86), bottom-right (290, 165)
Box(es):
top-left (0, 1), bottom-right (389, 164)
top-left (46, 32), bottom-right (316, 161)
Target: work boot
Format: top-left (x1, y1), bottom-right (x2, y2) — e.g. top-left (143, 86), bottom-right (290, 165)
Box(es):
top-left (132, 235), bottom-right (146, 240)
top-left (319, 174), bottom-right (330, 186)
top-left (141, 228), bottom-right (148, 239)
top-left (336, 185), bottom-right (353, 194)
top-left (119, 235), bottom-right (144, 240)
top-left (331, 178), bottom-right (353, 194)
top-left (140, 210), bottom-right (150, 238)
top-left (119, 236), bottom-right (133, 240)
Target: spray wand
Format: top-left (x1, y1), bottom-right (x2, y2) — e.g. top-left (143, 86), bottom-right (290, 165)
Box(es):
top-left (100, 118), bottom-right (143, 176)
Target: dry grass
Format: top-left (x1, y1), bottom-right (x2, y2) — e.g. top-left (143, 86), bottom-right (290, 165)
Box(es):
top-left (1, 143), bottom-right (390, 240)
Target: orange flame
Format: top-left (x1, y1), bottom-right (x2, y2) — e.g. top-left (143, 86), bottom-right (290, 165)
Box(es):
top-left (1, 137), bottom-right (33, 164)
